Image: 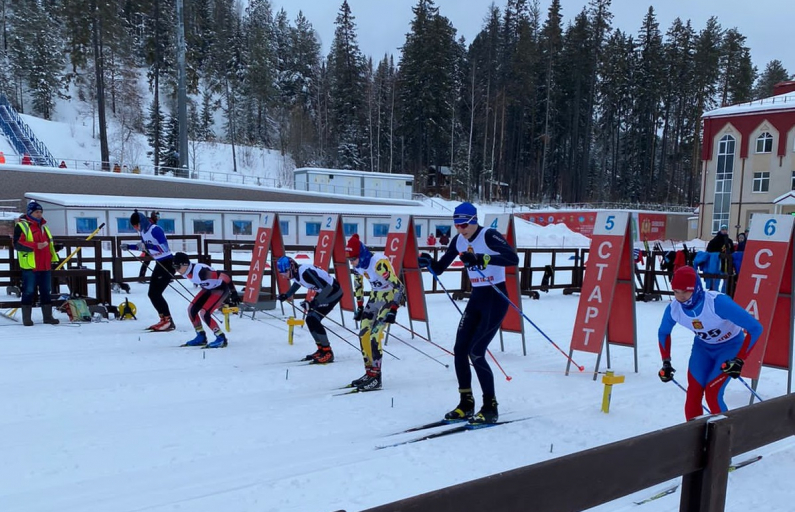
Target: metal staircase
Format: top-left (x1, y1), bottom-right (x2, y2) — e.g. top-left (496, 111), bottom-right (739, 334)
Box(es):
top-left (0, 95), bottom-right (57, 167)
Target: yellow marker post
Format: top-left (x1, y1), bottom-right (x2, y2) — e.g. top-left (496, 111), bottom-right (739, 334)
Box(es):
top-left (286, 316), bottom-right (305, 345)
top-left (221, 306), bottom-right (239, 332)
top-left (601, 370), bottom-right (625, 413)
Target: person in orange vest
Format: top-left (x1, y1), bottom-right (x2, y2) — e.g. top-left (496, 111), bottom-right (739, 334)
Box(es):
top-left (0, 151), bottom-right (6, 164)
top-left (21, 153), bottom-right (32, 165)
top-left (112, 163), bottom-right (122, 173)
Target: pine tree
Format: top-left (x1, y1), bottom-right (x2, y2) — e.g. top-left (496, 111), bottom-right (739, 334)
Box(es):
top-left (753, 60), bottom-right (791, 99)
top-left (326, 0), bottom-right (368, 170)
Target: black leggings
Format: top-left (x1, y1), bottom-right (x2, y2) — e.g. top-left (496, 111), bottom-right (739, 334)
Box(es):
top-left (148, 257), bottom-right (174, 316)
top-left (453, 283), bottom-right (510, 398)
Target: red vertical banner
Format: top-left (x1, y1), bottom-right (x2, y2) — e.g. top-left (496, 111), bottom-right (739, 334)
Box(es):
top-left (483, 213), bottom-right (524, 337)
top-left (570, 212), bottom-right (637, 359)
top-left (733, 214), bottom-right (795, 380)
top-left (313, 214), bottom-right (355, 311)
top-left (243, 213), bottom-right (285, 304)
top-left (384, 215), bottom-right (428, 323)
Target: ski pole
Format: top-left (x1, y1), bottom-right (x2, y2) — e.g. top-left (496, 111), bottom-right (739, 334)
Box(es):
top-left (737, 376), bottom-right (765, 402)
top-left (469, 266), bottom-right (586, 372)
top-left (383, 330), bottom-right (449, 368)
top-left (671, 376), bottom-right (710, 414)
top-left (320, 310), bottom-right (400, 360)
top-left (56, 222), bottom-right (106, 270)
top-left (393, 321), bottom-right (455, 357)
top-left (425, 266), bottom-right (511, 381)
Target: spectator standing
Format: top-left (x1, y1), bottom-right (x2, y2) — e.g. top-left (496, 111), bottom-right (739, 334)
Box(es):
top-left (13, 201), bottom-right (60, 326)
top-left (21, 153), bottom-right (32, 165)
top-left (0, 151), bottom-right (7, 163)
top-left (58, 161), bottom-right (67, 169)
top-left (439, 232), bottom-right (450, 247)
top-left (427, 233), bottom-right (437, 247)
top-left (112, 163), bottom-right (122, 173)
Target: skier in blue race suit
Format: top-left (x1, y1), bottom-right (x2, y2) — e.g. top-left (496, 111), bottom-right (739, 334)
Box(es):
top-left (418, 202), bottom-right (519, 425)
top-left (657, 265), bottom-right (762, 420)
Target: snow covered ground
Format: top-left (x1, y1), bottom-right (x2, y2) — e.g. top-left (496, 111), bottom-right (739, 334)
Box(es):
top-left (1, 255), bottom-right (793, 512)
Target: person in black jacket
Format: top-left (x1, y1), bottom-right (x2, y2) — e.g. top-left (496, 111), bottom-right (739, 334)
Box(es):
top-left (706, 225), bottom-right (733, 254)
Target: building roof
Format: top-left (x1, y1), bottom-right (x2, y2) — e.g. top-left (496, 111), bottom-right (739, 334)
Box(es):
top-left (293, 167), bottom-right (414, 180)
top-left (703, 91), bottom-right (795, 119)
top-left (773, 191), bottom-right (795, 206)
top-left (25, 193), bottom-right (448, 218)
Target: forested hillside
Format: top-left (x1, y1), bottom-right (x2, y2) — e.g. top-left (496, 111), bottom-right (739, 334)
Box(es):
top-left (0, 0), bottom-right (791, 205)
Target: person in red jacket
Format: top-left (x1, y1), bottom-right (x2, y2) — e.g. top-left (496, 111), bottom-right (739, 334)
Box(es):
top-left (13, 201), bottom-right (60, 326)
top-left (21, 153), bottom-right (33, 165)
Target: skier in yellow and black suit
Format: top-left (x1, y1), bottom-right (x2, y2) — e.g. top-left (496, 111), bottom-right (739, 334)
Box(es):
top-left (345, 233), bottom-right (405, 392)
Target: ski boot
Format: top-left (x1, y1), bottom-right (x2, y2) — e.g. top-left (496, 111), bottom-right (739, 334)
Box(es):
top-left (205, 333), bottom-right (228, 349)
top-left (469, 396), bottom-right (499, 425)
top-left (183, 331), bottom-right (208, 347)
top-left (356, 370), bottom-right (382, 391)
top-left (148, 315), bottom-right (175, 331)
top-left (303, 345), bottom-right (323, 361)
top-left (41, 305), bottom-right (60, 325)
top-left (444, 389), bottom-right (475, 421)
top-left (311, 346), bottom-right (334, 364)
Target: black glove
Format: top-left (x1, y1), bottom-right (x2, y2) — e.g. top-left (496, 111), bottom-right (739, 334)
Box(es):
top-left (299, 300), bottom-right (311, 311)
top-left (721, 357), bottom-right (744, 378)
top-left (459, 252), bottom-right (490, 268)
top-left (353, 303), bottom-right (364, 321)
top-left (384, 305), bottom-right (398, 324)
top-left (418, 252), bottom-right (434, 269)
top-left (658, 361), bottom-right (675, 382)
top-left (277, 293), bottom-right (288, 302)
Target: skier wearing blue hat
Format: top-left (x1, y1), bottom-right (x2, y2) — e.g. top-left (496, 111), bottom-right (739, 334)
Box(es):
top-left (418, 202), bottom-right (518, 424)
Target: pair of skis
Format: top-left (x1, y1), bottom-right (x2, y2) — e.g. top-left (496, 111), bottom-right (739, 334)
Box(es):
top-left (376, 416), bottom-right (532, 449)
top-left (633, 455), bottom-right (762, 505)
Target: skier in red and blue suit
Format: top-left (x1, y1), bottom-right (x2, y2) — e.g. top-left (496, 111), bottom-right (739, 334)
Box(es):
top-left (657, 265), bottom-right (762, 420)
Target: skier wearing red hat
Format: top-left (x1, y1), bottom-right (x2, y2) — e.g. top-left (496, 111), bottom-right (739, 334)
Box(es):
top-left (345, 233), bottom-right (405, 392)
top-left (657, 265), bottom-right (762, 420)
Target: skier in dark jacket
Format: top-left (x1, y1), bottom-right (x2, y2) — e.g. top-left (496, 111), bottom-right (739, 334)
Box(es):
top-left (418, 202), bottom-right (519, 425)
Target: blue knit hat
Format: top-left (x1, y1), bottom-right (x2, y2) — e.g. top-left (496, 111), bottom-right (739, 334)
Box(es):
top-left (27, 201), bottom-right (43, 216)
top-left (453, 202), bottom-right (478, 225)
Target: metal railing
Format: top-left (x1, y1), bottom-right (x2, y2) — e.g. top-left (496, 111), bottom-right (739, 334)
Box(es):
top-left (0, 95), bottom-right (57, 167)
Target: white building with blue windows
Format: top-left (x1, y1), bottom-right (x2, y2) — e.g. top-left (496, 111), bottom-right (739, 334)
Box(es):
top-left (699, 81), bottom-right (795, 238)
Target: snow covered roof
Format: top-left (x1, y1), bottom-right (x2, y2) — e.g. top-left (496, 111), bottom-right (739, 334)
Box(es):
top-left (703, 91), bottom-right (795, 119)
top-left (293, 167), bottom-right (414, 180)
top-left (25, 192), bottom-right (450, 218)
top-left (773, 190), bottom-right (795, 205)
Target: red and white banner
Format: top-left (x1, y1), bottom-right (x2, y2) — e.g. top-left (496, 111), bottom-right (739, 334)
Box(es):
top-left (243, 213), bottom-right (285, 304)
top-left (384, 215), bottom-right (428, 323)
top-left (314, 214), bottom-right (355, 311)
top-left (483, 213), bottom-right (524, 338)
top-left (570, 212), bottom-right (637, 360)
top-left (733, 214), bottom-right (795, 380)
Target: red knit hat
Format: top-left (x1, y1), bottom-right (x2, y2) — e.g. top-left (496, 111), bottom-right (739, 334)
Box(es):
top-left (345, 234), bottom-right (361, 258)
top-left (671, 266), bottom-right (697, 292)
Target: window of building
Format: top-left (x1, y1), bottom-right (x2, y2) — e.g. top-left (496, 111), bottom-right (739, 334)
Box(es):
top-left (193, 219), bottom-right (214, 235)
top-left (76, 217), bottom-right (98, 234)
top-left (712, 134), bottom-right (735, 234)
top-left (158, 219), bottom-right (175, 234)
top-left (343, 223), bottom-right (359, 236)
top-left (117, 217), bottom-right (136, 234)
top-left (791, 171), bottom-right (795, 190)
top-left (415, 224), bottom-right (422, 237)
top-left (232, 220), bottom-right (252, 236)
top-left (752, 172), bottom-right (770, 192)
top-left (755, 132), bottom-right (773, 153)
top-left (280, 221), bottom-right (290, 236)
top-left (305, 222), bottom-right (321, 236)
top-left (373, 223), bottom-right (389, 237)
top-left (436, 225), bottom-right (452, 237)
